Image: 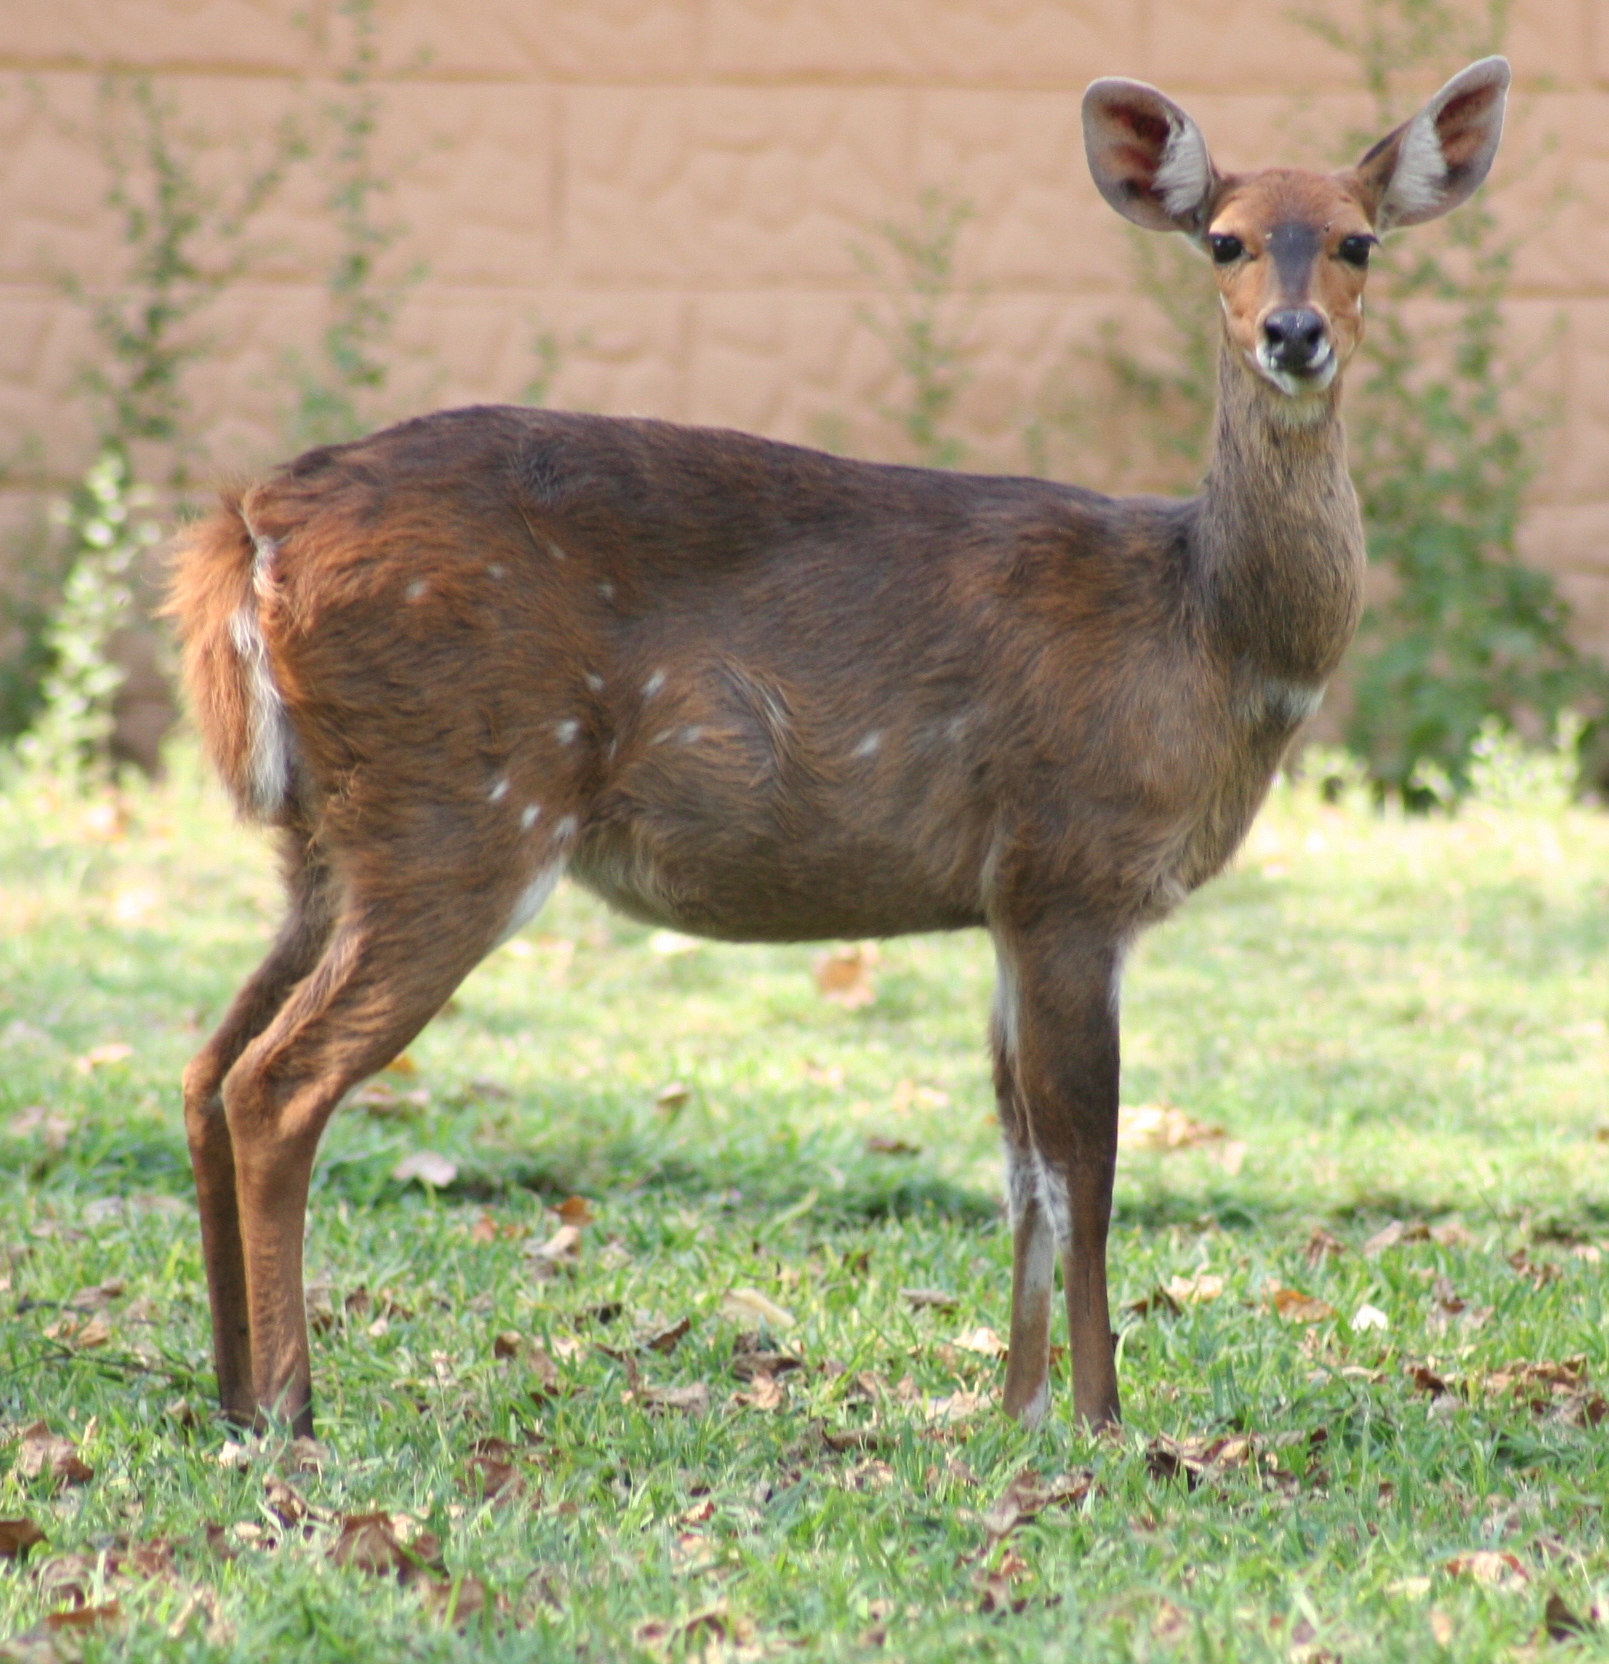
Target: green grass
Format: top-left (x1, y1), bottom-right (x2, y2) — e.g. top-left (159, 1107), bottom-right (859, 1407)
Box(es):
top-left (3, 746), bottom-right (1608, 1661)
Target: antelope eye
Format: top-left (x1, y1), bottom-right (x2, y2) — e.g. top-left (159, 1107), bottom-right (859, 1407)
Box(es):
top-left (1208, 233), bottom-right (1245, 265)
top-left (1337, 234), bottom-right (1376, 268)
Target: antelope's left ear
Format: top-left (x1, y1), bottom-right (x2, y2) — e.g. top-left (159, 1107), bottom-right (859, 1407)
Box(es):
top-left (1354, 56), bottom-right (1510, 230)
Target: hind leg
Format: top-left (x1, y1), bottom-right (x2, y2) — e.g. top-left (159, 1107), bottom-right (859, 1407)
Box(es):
top-left (221, 866), bottom-right (533, 1434)
top-left (183, 829), bottom-right (335, 1423)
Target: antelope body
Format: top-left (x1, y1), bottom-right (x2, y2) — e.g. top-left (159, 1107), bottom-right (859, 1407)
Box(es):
top-left (170, 60), bottom-right (1508, 1435)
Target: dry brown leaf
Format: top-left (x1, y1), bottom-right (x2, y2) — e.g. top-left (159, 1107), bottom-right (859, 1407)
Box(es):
top-left (1407, 1363), bottom-right (1453, 1399)
top-left (814, 943), bottom-right (877, 1008)
top-left (1304, 1228), bottom-right (1347, 1266)
top-left (530, 1223), bottom-right (583, 1264)
top-left (1268, 1284), bottom-right (1337, 1324)
top-left (555, 1195), bottom-right (595, 1227)
top-left (1120, 1103), bottom-right (1237, 1157)
top-left (353, 1081), bottom-right (429, 1118)
top-left (635, 1382), bottom-right (710, 1415)
top-left (977, 1549), bottom-right (1031, 1615)
top-left (1151, 1598), bottom-right (1190, 1642)
top-left (721, 1287), bottom-right (796, 1330)
top-left (421, 1574), bottom-right (490, 1628)
top-left (1429, 1607), bottom-right (1456, 1646)
top-left (390, 1150), bottom-right (457, 1187)
top-left (1166, 1272), bottom-right (1225, 1305)
top-left (731, 1347), bottom-right (801, 1381)
top-left (865, 1134), bottom-right (921, 1156)
top-left (1430, 1220), bottom-right (1474, 1247)
top-left (1545, 1591), bottom-right (1595, 1641)
top-left (1146, 1432), bottom-right (1257, 1487)
top-left (8, 1106), bottom-right (73, 1151)
top-left (0, 1516), bottom-right (46, 1559)
top-left (14, 1423), bottom-right (92, 1489)
top-left (979, 1466), bottom-right (1095, 1539)
top-left (952, 1324), bottom-right (1008, 1358)
top-left (1507, 1247), bottom-right (1563, 1289)
top-left (75, 1043), bottom-right (132, 1074)
top-left (901, 1286), bottom-right (959, 1313)
top-left (262, 1475), bottom-right (311, 1526)
top-left (653, 1082), bottom-right (690, 1114)
top-left (731, 1372), bottom-right (787, 1411)
top-left (328, 1512), bottom-right (440, 1582)
top-left (1444, 1550), bottom-right (1528, 1590)
top-left (641, 1316), bottom-right (693, 1354)
top-left (462, 1437), bottom-right (527, 1502)
top-left (67, 1280), bottom-right (125, 1312)
top-left (1363, 1219), bottom-right (1430, 1256)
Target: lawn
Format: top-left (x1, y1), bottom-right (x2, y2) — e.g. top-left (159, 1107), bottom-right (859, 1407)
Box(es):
top-left (2, 743), bottom-right (1607, 1662)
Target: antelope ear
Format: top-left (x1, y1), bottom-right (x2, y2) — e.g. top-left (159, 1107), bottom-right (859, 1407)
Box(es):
top-left (1083, 78), bottom-right (1219, 235)
top-left (1354, 56), bottom-right (1510, 230)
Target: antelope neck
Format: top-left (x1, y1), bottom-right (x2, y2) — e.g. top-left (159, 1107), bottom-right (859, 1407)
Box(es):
top-left (1191, 343), bottom-right (1366, 686)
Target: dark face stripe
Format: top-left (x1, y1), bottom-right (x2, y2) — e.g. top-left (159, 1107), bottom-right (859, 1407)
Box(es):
top-left (1266, 221), bottom-right (1321, 300)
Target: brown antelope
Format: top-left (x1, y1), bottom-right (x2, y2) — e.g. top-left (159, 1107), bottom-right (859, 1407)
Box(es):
top-left (169, 59), bottom-right (1508, 1436)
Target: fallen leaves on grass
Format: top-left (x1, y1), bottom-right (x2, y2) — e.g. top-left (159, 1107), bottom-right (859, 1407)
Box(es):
top-left (6, 1107), bottom-right (73, 1151)
top-left (13, 1424), bottom-right (92, 1490)
top-left (720, 1288), bottom-right (795, 1331)
top-left (1267, 1284), bottom-right (1337, 1324)
top-left (1304, 1228), bottom-right (1347, 1265)
top-left (1363, 1219), bottom-right (1430, 1256)
top-left (73, 1043), bottom-right (132, 1074)
top-left (1146, 1433), bottom-right (1257, 1488)
top-left (1444, 1550), bottom-right (1528, 1590)
top-left (1350, 1303), bottom-right (1390, 1333)
top-left (979, 1467), bottom-right (1095, 1540)
top-left (353, 1081), bottom-right (429, 1119)
top-left (390, 1150), bottom-right (457, 1188)
top-left (631, 1382), bottom-right (711, 1416)
top-left (527, 1224), bottom-right (583, 1268)
top-left (865, 1135), bottom-right (921, 1156)
top-left (0, 1517), bottom-right (46, 1560)
top-left (1125, 1271), bottom-right (1226, 1320)
top-left (730, 1373), bottom-right (788, 1412)
top-left (328, 1512), bottom-right (443, 1583)
top-left (41, 1315), bottom-right (112, 1350)
top-left (1119, 1104), bottom-right (1247, 1173)
top-left (901, 1286), bottom-right (959, 1313)
top-left (653, 1082), bottom-right (690, 1115)
top-left (640, 1316), bottom-right (693, 1354)
top-left (1507, 1247), bottom-right (1563, 1289)
top-left (633, 1599), bottom-right (760, 1660)
top-left (1544, 1592), bottom-right (1596, 1641)
top-left (461, 1437), bottom-right (530, 1503)
top-left (731, 1346), bottom-right (801, 1381)
top-left (492, 1332), bottom-right (565, 1397)
top-left (813, 943), bottom-right (877, 1009)
top-left (952, 1325), bottom-right (1008, 1358)
top-left (976, 1548), bottom-right (1032, 1615)
top-left (1427, 1274), bottom-right (1493, 1337)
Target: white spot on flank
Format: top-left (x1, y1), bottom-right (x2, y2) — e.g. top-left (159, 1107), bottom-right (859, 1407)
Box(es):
top-left (679, 725), bottom-right (704, 745)
top-left (545, 538), bottom-right (568, 562)
top-left (488, 563), bottom-right (506, 580)
top-left (555, 814), bottom-right (578, 841)
top-left (853, 730), bottom-right (882, 758)
top-left (1036, 1160), bottom-right (1073, 1250)
top-left (496, 861), bottom-right (564, 946)
top-left (404, 579), bottom-right (428, 602)
top-left (598, 581), bottom-right (615, 601)
top-left (488, 776), bottom-right (510, 803)
top-left (521, 803), bottom-right (541, 831)
top-left (555, 719), bottom-right (580, 745)
top-left (228, 603), bottom-right (291, 816)
top-left (643, 669), bottom-right (666, 699)
top-left (650, 728), bottom-right (675, 745)
top-left (584, 673), bottom-right (605, 693)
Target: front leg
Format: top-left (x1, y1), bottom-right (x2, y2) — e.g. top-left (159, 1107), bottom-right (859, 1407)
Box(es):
top-left (993, 922), bottom-right (1123, 1430)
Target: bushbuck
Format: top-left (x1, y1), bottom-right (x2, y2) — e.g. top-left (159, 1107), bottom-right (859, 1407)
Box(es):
top-left (169, 59), bottom-right (1509, 1435)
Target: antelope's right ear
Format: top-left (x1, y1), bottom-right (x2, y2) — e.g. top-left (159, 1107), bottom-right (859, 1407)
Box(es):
top-left (1083, 78), bottom-right (1219, 236)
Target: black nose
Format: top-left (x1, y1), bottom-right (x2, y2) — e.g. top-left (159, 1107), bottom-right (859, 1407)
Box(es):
top-left (1262, 308), bottom-right (1329, 371)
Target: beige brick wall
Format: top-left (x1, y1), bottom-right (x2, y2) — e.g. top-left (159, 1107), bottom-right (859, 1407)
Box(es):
top-left (2, 0), bottom-right (1607, 660)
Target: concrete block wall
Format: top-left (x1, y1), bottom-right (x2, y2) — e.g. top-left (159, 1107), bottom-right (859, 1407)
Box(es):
top-left (1, 0), bottom-right (1606, 662)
